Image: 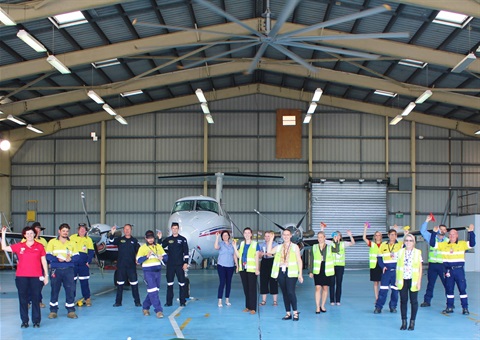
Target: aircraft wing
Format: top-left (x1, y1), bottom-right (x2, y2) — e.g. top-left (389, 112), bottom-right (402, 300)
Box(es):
top-left (158, 172), bottom-right (284, 181)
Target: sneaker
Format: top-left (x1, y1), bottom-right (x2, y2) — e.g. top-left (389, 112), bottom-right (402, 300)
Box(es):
top-left (330, 302), bottom-right (335, 306)
top-left (390, 308), bottom-right (397, 313)
top-left (420, 302), bottom-right (430, 307)
top-left (164, 303), bottom-right (172, 307)
top-left (113, 303), bottom-right (122, 307)
top-left (442, 308), bottom-right (454, 314)
top-left (135, 302), bottom-right (142, 307)
top-left (21, 322), bottom-right (29, 328)
top-left (85, 298), bottom-right (92, 307)
top-left (462, 308), bottom-right (469, 315)
top-left (373, 308), bottom-right (382, 314)
top-left (336, 302), bottom-right (341, 306)
top-left (48, 312), bottom-right (57, 319)
top-left (156, 311), bottom-right (164, 318)
top-left (180, 303), bottom-right (186, 307)
top-left (39, 302), bottom-right (46, 308)
top-left (143, 309), bottom-right (150, 316)
top-left (67, 312), bottom-right (78, 319)
top-left (33, 323), bottom-right (40, 328)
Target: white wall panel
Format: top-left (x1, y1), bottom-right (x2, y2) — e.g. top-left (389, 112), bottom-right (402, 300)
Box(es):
top-left (314, 113), bottom-right (360, 136)
top-left (463, 141), bottom-right (480, 164)
top-left (361, 139), bottom-right (386, 162)
top-left (361, 114), bottom-right (386, 137)
top-left (12, 140), bottom-right (54, 163)
top-left (106, 188), bottom-right (154, 212)
top-left (156, 112), bottom-right (203, 136)
top-left (210, 138), bottom-right (259, 161)
top-left (416, 165), bottom-right (450, 187)
top-left (55, 164), bottom-right (100, 186)
top-left (107, 163), bottom-right (155, 186)
top-left (417, 140), bottom-right (449, 163)
top-left (107, 139), bottom-right (154, 161)
top-left (156, 138), bottom-right (202, 161)
top-left (313, 138), bottom-right (361, 162)
top-left (11, 165), bottom-right (55, 187)
top-left (389, 140), bottom-right (410, 162)
top-left (56, 139), bottom-right (100, 162)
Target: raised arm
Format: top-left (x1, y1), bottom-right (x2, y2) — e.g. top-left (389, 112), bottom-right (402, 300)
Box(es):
top-left (420, 215), bottom-right (433, 242)
top-left (362, 223), bottom-right (370, 244)
top-left (346, 230), bottom-right (355, 246)
top-left (1, 226), bottom-right (12, 252)
top-left (468, 224), bottom-right (476, 248)
top-left (214, 232), bottom-right (220, 250)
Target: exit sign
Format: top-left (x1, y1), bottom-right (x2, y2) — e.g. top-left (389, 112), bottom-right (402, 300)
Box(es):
top-left (395, 213), bottom-right (404, 218)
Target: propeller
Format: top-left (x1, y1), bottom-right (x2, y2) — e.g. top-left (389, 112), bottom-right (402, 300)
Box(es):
top-left (81, 192), bottom-right (104, 274)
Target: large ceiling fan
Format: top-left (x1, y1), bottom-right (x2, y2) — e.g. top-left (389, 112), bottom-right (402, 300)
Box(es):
top-left (133, 0), bottom-right (410, 74)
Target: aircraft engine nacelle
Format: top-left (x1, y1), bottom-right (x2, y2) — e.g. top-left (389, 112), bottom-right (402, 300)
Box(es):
top-left (285, 224), bottom-right (303, 244)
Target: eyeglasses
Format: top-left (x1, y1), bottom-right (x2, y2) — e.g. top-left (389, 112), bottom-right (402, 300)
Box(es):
top-left (404, 240), bottom-right (414, 242)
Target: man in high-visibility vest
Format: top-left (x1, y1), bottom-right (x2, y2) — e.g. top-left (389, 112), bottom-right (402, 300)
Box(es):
top-left (430, 224), bottom-right (475, 315)
top-left (419, 215), bottom-right (449, 307)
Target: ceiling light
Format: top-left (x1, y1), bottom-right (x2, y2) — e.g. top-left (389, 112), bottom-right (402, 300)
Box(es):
top-left (401, 102), bottom-right (416, 116)
top-left (376, 179), bottom-right (383, 184)
top-left (0, 139), bottom-right (11, 151)
top-left (0, 7), bottom-right (17, 26)
top-left (200, 103), bottom-right (210, 114)
top-left (120, 89), bottom-right (143, 97)
top-left (339, 179), bottom-right (345, 183)
top-left (359, 178), bottom-right (365, 183)
top-left (312, 88), bottom-right (323, 102)
top-left (26, 124), bottom-right (43, 134)
top-left (87, 90), bottom-right (104, 104)
top-left (303, 114), bottom-right (312, 124)
top-left (196, 89), bottom-right (207, 103)
top-left (374, 90), bottom-right (397, 98)
top-left (7, 114), bottom-right (26, 125)
top-left (307, 102), bottom-right (317, 114)
top-left (102, 104), bottom-right (117, 116)
top-left (390, 115), bottom-right (403, 125)
top-left (475, 130), bottom-right (480, 135)
top-left (46, 55), bottom-right (71, 74)
top-left (48, 11), bottom-right (88, 29)
top-left (17, 30), bottom-right (47, 52)
top-left (205, 114), bottom-right (214, 124)
top-left (92, 58), bottom-right (120, 69)
top-left (398, 59), bottom-right (428, 69)
top-left (433, 10), bottom-right (473, 28)
top-left (451, 52), bottom-right (477, 73)
top-left (320, 179), bottom-right (326, 183)
top-left (114, 115), bottom-right (128, 125)
top-left (415, 90), bottom-right (433, 104)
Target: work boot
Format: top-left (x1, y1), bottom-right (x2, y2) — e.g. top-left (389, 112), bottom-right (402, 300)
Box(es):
top-left (400, 319), bottom-right (407, 330)
top-left (143, 309), bottom-right (150, 316)
top-left (67, 312), bottom-right (78, 319)
top-left (462, 308), bottom-right (469, 315)
top-left (156, 311), bottom-right (164, 318)
top-left (442, 307), bottom-right (454, 314)
top-left (389, 307), bottom-right (397, 313)
top-left (420, 302), bottom-right (430, 307)
top-left (85, 298), bottom-right (92, 307)
top-left (373, 308), bottom-right (381, 314)
top-left (39, 302), bottom-right (46, 308)
top-left (48, 312), bottom-right (57, 319)
top-left (408, 320), bottom-right (415, 330)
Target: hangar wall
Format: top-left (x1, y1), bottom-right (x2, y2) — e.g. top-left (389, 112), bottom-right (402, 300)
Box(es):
top-left (10, 94), bottom-right (480, 239)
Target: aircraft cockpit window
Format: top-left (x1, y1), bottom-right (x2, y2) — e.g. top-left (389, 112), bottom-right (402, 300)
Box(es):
top-left (195, 200), bottom-right (219, 214)
top-left (172, 200), bottom-right (194, 213)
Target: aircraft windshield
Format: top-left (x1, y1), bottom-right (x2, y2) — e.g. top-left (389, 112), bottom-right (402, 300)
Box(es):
top-left (171, 199), bottom-right (219, 215)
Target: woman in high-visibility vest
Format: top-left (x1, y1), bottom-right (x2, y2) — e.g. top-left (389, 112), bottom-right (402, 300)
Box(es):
top-left (362, 224), bottom-right (383, 303)
top-left (267, 229), bottom-right (303, 321)
top-left (395, 233), bottom-right (422, 331)
top-left (309, 231), bottom-right (334, 314)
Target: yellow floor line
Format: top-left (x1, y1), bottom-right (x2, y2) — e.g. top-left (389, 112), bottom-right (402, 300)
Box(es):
top-left (179, 317), bottom-right (192, 330)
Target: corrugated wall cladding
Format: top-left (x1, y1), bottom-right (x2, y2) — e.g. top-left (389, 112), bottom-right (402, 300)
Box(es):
top-left (11, 165), bottom-right (55, 187)
top-left (315, 113), bottom-right (361, 136)
top-left (462, 166), bottom-right (480, 187)
top-left (106, 188), bottom-right (155, 212)
top-left (361, 114), bottom-right (386, 137)
top-left (416, 190), bottom-right (452, 215)
top-left (106, 164), bottom-right (155, 186)
top-left (12, 140), bottom-right (54, 163)
top-left (12, 189), bottom-right (54, 213)
top-left (106, 139), bottom-right (154, 162)
top-left (312, 164), bottom-right (362, 179)
top-left (105, 214), bottom-right (155, 237)
top-left (156, 112), bottom-right (204, 137)
top-left (156, 138), bottom-right (203, 162)
top-left (388, 121), bottom-right (411, 138)
top-left (258, 189), bottom-right (307, 212)
top-left (209, 138), bottom-right (260, 161)
top-left (208, 112), bottom-right (259, 136)
top-left (55, 139), bottom-right (101, 163)
top-left (55, 189), bottom-right (96, 212)
top-left (389, 140), bottom-right (410, 162)
top-left (55, 164), bottom-right (100, 187)
top-left (416, 165), bottom-right (450, 187)
top-left (463, 141), bottom-right (480, 164)
top-left (107, 114), bottom-right (156, 137)
top-left (417, 140), bottom-right (450, 163)
top-left (361, 140), bottom-right (385, 162)
top-left (313, 139), bottom-right (361, 162)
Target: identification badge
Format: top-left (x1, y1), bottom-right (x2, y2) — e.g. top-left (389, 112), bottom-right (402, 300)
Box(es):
top-left (281, 265), bottom-right (286, 273)
top-left (390, 252), bottom-right (395, 259)
top-left (450, 248), bottom-right (454, 254)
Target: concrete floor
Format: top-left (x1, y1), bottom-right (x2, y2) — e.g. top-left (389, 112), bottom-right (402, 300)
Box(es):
top-left (0, 267), bottom-right (478, 340)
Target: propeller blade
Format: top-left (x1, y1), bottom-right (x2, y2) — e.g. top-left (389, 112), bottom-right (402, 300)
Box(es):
top-left (284, 32), bottom-right (410, 42)
top-left (268, 0), bottom-right (302, 38)
top-left (254, 209), bottom-right (285, 231)
top-left (270, 44), bottom-right (318, 73)
top-left (280, 41), bottom-right (380, 59)
top-left (184, 42), bottom-right (260, 69)
top-left (81, 192), bottom-right (103, 276)
top-left (246, 42), bottom-right (269, 74)
top-left (278, 4), bottom-right (392, 40)
top-left (295, 210), bottom-right (309, 230)
top-left (193, 0), bottom-right (263, 38)
top-left (132, 20), bottom-right (255, 40)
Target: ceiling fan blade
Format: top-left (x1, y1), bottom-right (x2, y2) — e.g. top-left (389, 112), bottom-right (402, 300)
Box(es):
top-left (278, 4), bottom-right (392, 39)
top-left (281, 41), bottom-right (380, 59)
top-left (270, 44), bottom-right (318, 73)
top-left (284, 32), bottom-right (410, 42)
top-left (246, 42), bottom-right (269, 74)
top-left (135, 39), bottom-right (259, 51)
top-left (268, 0), bottom-right (302, 37)
top-left (193, 0), bottom-right (263, 38)
top-left (184, 42), bottom-right (261, 69)
top-left (133, 20), bottom-right (255, 40)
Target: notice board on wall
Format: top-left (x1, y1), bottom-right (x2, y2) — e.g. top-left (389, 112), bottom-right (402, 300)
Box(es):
top-left (276, 109), bottom-right (302, 159)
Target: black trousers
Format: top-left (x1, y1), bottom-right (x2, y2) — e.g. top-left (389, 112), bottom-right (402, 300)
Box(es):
top-left (400, 279), bottom-right (419, 320)
top-left (329, 266), bottom-right (345, 303)
top-left (239, 271), bottom-right (257, 311)
top-left (115, 265), bottom-right (140, 305)
top-left (260, 258), bottom-right (278, 295)
top-left (277, 269), bottom-right (298, 312)
top-left (16, 277), bottom-right (43, 324)
top-left (166, 264), bottom-right (186, 305)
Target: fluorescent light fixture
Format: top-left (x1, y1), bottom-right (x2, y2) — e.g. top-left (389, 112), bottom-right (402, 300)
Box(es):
top-left (307, 102), bottom-right (317, 114)
top-left (200, 103), bottom-right (210, 114)
top-left (0, 139), bottom-right (11, 151)
top-left (92, 58), bottom-right (120, 69)
top-left (26, 124), bottom-right (43, 134)
top-left (114, 115), bottom-right (128, 125)
top-left (358, 178), bottom-right (365, 183)
top-left (7, 114), bottom-right (26, 125)
top-left (451, 52), bottom-right (477, 73)
top-left (376, 179), bottom-right (383, 184)
top-left (390, 115), bottom-right (403, 125)
top-left (433, 10), bottom-right (473, 28)
top-left (0, 7), bottom-right (17, 26)
top-left (303, 114), bottom-right (312, 124)
top-left (312, 88), bottom-right (323, 102)
top-left (120, 89), bottom-right (143, 97)
top-left (374, 90), bottom-right (397, 98)
top-left (475, 130), bottom-right (480, 135)
top-left (415, 90), bottom-right (433, 104)
top-left (320, 179), bottom-right (326, 183)
top-left (87, 90), bottom-right (104, 104)
top-left (339, 179), bottom-right (345, 183)
top-left (195, 89), bottom-right (207, 103)
top-left (205, 114), bottom-right (214, 124)
top-left (17, 30), bottom-right (47, 52)
top-left (401, 102), bottom-right (416, 116)
top-left (48, 11), bottom-right (88, 29)
top-left (282, 115), bottom-right (296, 126)
top-left (46, 55), bottom-right (71, 74)
top-left (102, 104), bottom-right (117, 116)
top-left (398, 59), bottom-right (427, 69)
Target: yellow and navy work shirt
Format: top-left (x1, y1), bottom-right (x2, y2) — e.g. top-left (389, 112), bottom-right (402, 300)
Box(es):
top-left (136, 243), bottom-right (166, 271)
top-left (22, 237), bottom-right (47, 248)
top-left (430, 230), bottom-right (476, 267)
top-left (46, 237), bottom-right (80, 269)
top-left (70, 234), bottom-right (95, 264)
top-left (378, 240), bottom-right (404, 269)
